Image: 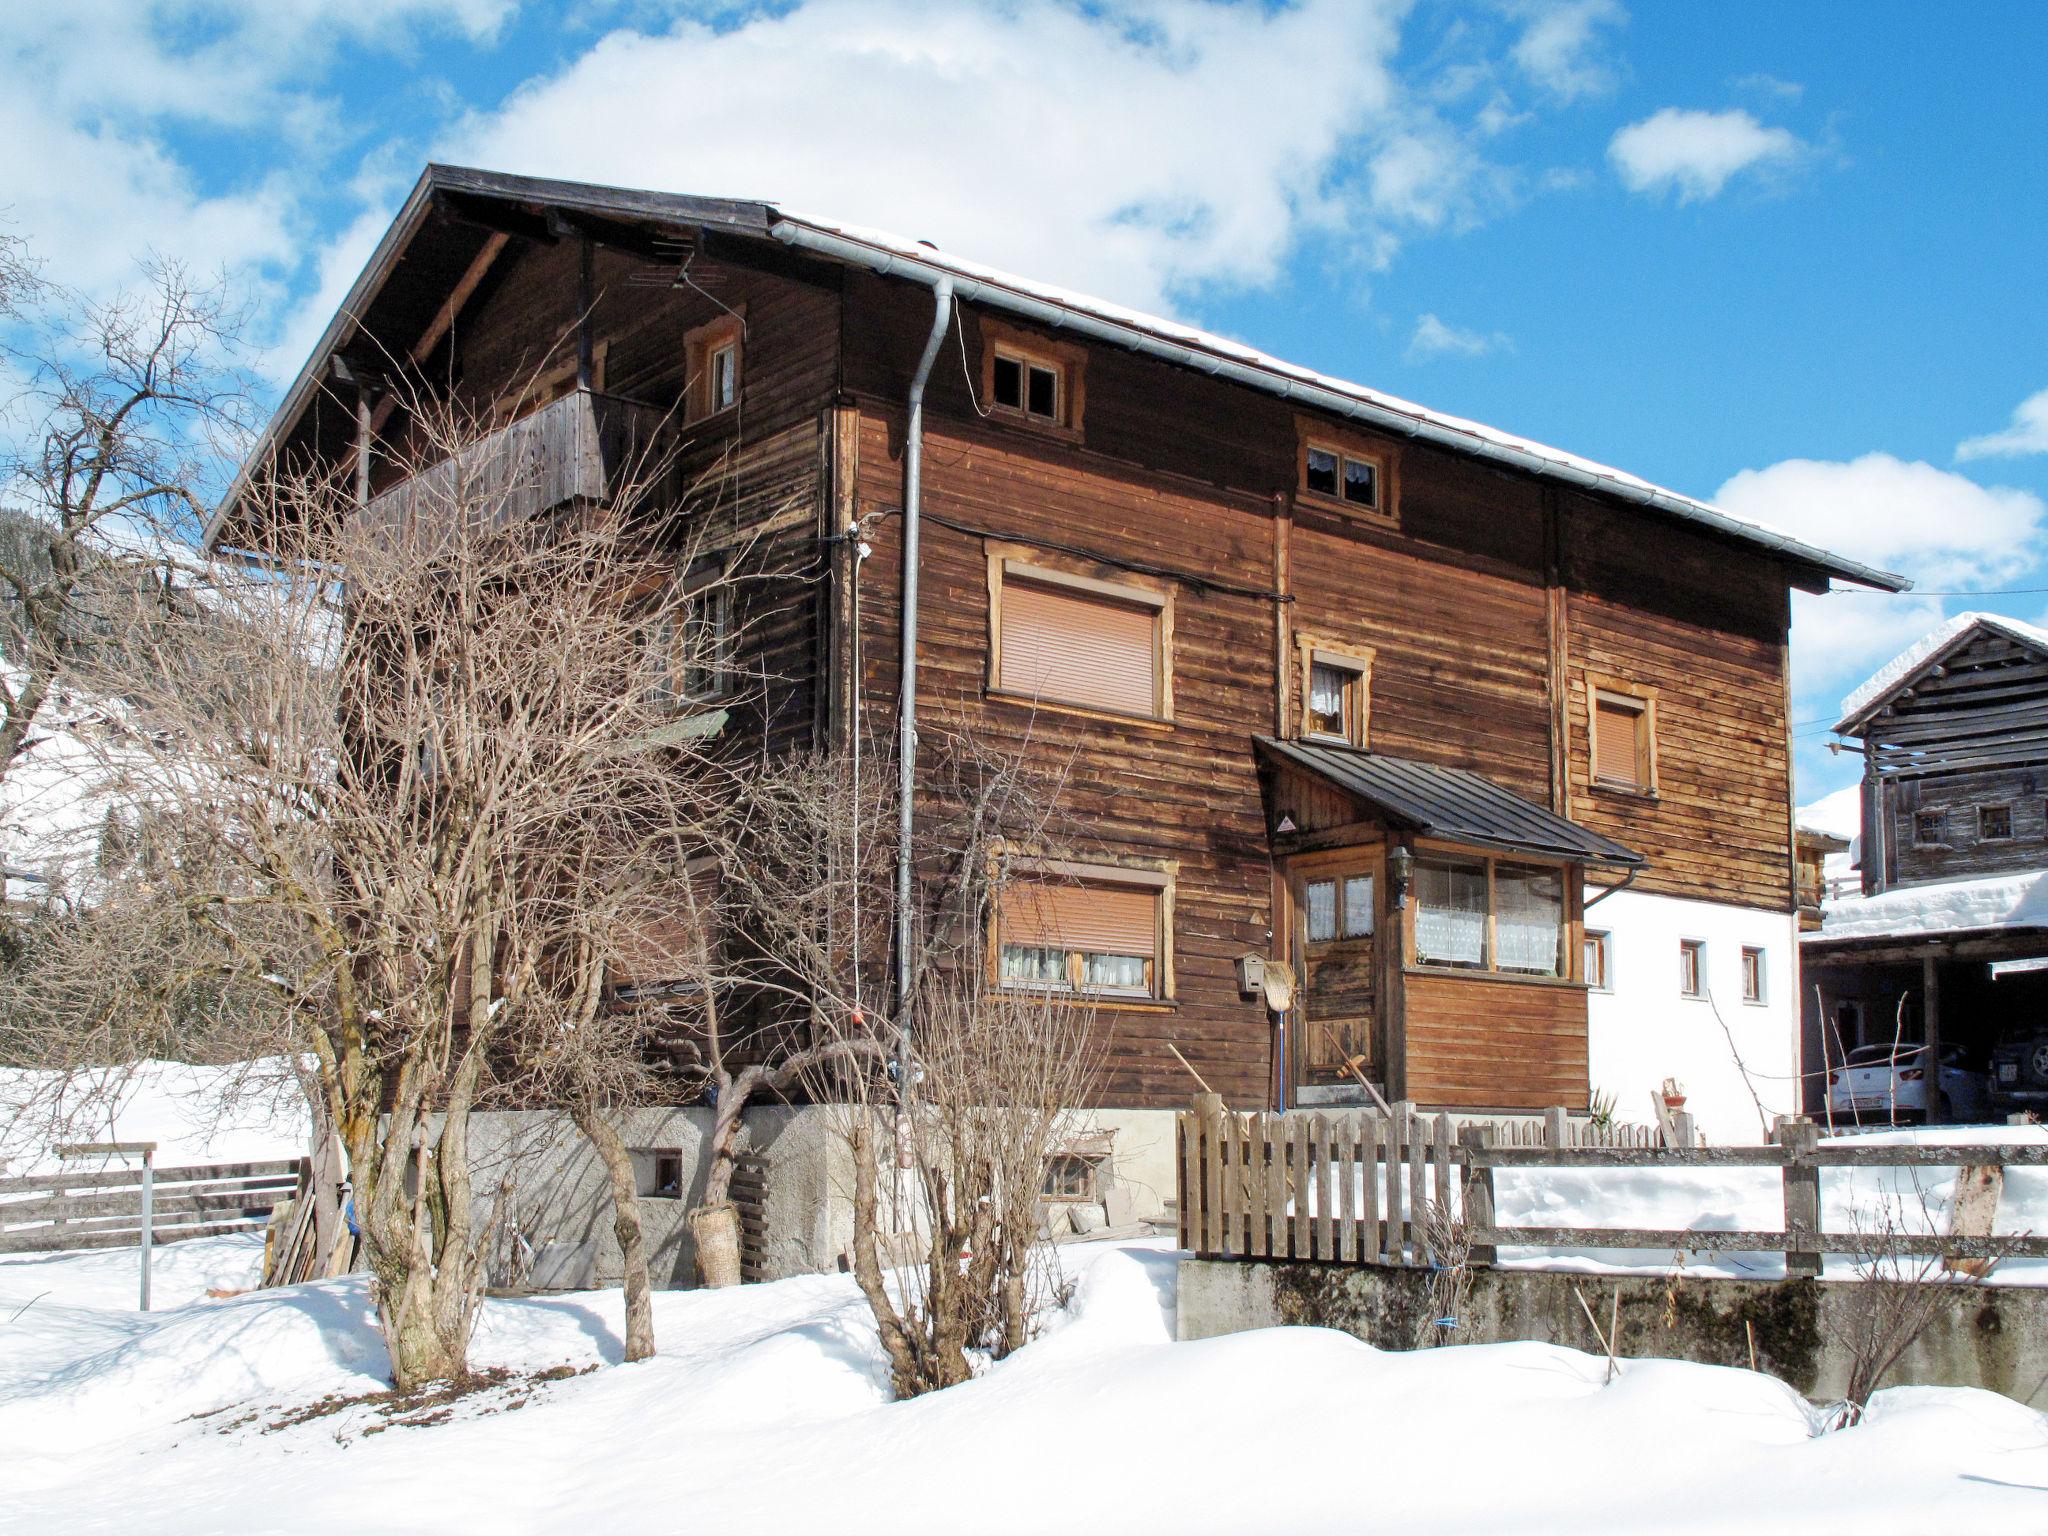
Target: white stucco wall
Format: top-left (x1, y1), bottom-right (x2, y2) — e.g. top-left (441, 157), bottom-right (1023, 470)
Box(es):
top-left (1585, 889), bottom-right (1799, 1145)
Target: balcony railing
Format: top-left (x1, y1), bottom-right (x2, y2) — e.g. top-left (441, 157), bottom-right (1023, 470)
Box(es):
top-left (362, 389), bottom-right (672, 534)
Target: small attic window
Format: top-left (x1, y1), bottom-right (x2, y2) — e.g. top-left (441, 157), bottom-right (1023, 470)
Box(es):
top-left (992, 349), bottom-right (1062, 423)
top-left (1295, 418), bottom-right (1397, 524)
top-left (979, 318), bottom-right (1085, 438)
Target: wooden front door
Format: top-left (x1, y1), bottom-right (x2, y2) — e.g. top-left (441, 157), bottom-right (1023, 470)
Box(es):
top-left (1290, 853), bottom-right (1382, 1088)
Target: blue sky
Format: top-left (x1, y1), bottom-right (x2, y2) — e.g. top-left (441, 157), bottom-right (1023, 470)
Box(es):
top-left (7, 1), bottom-right (2045, 809)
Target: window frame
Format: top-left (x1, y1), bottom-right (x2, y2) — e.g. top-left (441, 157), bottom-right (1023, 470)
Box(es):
top-left (1404, 844), bottom-right (1582, 986)
top-left (634, 566), bottom-right (736, 711)
top-left (1292, 421), bottom-right (1398, 527)
top-left (683, 311), bottom-right (745, 424)
top-left (1912, 809), bottom-right (1949, 848)
top-left (991, 857), bottom-right (1176, 1007)
top-left (1977, 803), bottom-right (2014, 843)
top-left (1678, 937), bottom-right (1706, 1000)
top-left (978, 317), bottom-right (1086, 439)
top-left (1587, 675), bottom-right (1659, 797)
top-left (985, 545), bottom-right (1174, 724)
top-left (1740, 944), bottom-right (1767, 1006)
top-left (1584, 929), bottom-right (1612, 993)
top-left (1295, 637), bottom-right (1374, 747)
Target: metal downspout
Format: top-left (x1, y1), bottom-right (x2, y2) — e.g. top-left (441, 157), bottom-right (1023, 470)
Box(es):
top-left (895, 277), bottom-right (956, 1080)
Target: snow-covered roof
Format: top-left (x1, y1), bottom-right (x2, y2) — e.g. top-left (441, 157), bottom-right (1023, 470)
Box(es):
top-left (214, 166), bottom-right (1910, 594)
top-left (1810, 869), bottom-right (2048, 944)
top-left (1837, 610), bottom-right (2048, 731)
top-left (774, 208), bottom-right (1908, 591)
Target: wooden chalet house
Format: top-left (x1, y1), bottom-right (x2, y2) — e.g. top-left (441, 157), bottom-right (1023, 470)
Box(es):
top-left (1803, 613), bottom-right (2048, 1119)
top-left (210, 166), bottom-right (1904, 1158)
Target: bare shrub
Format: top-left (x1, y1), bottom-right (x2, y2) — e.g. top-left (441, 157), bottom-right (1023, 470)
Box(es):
top-left (1414, 1186), bottom-right (1475, 1350)
top-left (1822, 1188), bottom-right (2016, 1426)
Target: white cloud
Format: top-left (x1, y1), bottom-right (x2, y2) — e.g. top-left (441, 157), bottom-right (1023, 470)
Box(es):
top-left (1508, 0), bottom-right (1627, 101)
top-left (1405, 312), bottom-right (1509, 361)
top-left (1956, 387), bottom-right (2048, 461)
top-left (1607, 107), bottom-right (1800, 202)
top-left (438, 0), bottom-right (1494, 320)
top-left (1713, 453), bottom-right (2046, 694)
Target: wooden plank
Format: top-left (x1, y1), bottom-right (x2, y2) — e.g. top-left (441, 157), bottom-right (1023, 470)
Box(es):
top-left (1291, 1115), bottom-right (1311, 1260)
top-left (0, 1160), bottom-right (299, 1197)
top-left (1383, 1108), bottom-right (1403, 1262)
top-left (1205, 1107), bottom-right (1226, 1257)
top-left (1246, 1115), bottom-right (1267, 1260)
top-left (1266, 1114), bottom-right (1288, 1259)
top-left (1407, 1105), bottom-right (1429, 1266)
top-left (1, 1182), bottom-right (295, 1227)
top-left (1431, 1112), bottom-right (1453, 1242)
top-left (1361, 1114), bottom-right (1382, 1262)
top-left (1177, 1111), bottom-right (1196, 1251)
top-left (1336, 1114), bottom-right (1357, 1263)
top-left (1472, 1225), bottom-right (2048, 1261)
top-left (1313, 1114), bottom-right (1334, 1262)
top-left (1810, 1143), bottom-right (2048, 1168)
top-left (0, 1217), bottom-right (270, 1255)
top-left (1467, 1145), bottom-right (1788, 1169)
top-left (1458, 1125), bottom-right (1497, 1265)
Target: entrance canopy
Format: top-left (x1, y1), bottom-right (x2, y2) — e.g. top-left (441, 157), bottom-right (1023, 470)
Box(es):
top-left (1254, 737), bottom-right (1645, 868)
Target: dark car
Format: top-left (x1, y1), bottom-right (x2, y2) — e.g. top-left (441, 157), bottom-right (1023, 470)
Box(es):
top-left (1991, 1027), bottom-right (2048, 1113)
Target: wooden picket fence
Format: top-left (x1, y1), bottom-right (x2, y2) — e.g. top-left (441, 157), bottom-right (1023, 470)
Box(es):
top-left (0, 1159), bottom-right (302, 1255)
top-left (1176, 1097), bottom-right (2048, 1277)
top-left (1176, 1098), bottom-right (1464, 1266)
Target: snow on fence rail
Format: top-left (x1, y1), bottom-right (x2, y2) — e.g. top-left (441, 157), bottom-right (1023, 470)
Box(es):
top-left (1174, 1096), bottom-right (2048, 1277)
top-left (0, 1158), bottom-right (303, 1254)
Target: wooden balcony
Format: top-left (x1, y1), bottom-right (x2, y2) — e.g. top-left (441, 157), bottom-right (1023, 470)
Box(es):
top-left (363, 389), bottom-right (671, 534)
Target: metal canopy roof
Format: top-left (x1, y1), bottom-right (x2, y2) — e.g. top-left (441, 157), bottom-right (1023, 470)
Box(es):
top-left (1256, 737), bottom-right (1646, 868)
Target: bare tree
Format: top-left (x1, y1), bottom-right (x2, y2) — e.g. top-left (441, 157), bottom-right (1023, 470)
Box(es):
top-left (20, 396), bottom-right (738, 1386)
top-left (719, 718), bottom-right (1103, 1394)
top-left (0, 253), bottom-right (250, 784)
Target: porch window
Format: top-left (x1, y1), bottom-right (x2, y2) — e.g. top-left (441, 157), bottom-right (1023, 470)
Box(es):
top-left (1979, 804), bottom-right (2013, 842)
top-left (1413, 852), bottom-right (1572, 979)
top-left (992, 558), bottom-right (1169, 720)
top-left (997, 873), bottom-right (1165, 1000)
top-left (1494, 863), bottom-right (1565, 977)
top-left (1913, 810), bottom-right (1946, 847)
top-left (637, 577), bottom-right (734, 708)
top-left (1414, 856), bottom-right (1488, 969)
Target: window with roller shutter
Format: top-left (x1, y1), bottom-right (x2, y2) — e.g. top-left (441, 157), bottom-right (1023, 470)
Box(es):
top-left (1590, 683), bottom-right (1655, 793)
top-left (997, 875), bottom-right (1165, 999)
top-left (991, 560), bottom-right (1167, 720)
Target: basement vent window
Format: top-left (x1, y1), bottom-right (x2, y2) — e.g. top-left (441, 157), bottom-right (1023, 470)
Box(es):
top-left (632, 1149), bottom-right (685, 1200)
top-left (1041, 1153), bottom-right (1103, 1202)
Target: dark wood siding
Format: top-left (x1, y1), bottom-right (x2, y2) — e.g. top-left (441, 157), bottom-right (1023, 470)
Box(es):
top-left (1403, 972), bottom-right (1589, 1110)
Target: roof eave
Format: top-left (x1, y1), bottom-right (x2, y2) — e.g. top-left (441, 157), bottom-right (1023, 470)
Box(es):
top-left (767, 217), bottom-right (1910, 596)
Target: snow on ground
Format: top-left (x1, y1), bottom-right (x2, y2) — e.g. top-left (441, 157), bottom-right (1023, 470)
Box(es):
top-left (0, 1057), bottom-right (309, 1177)
top-left (5, 1233), bottom-right (2047, 1535)
top-left (1817, 867), bottom-right (2048, 941)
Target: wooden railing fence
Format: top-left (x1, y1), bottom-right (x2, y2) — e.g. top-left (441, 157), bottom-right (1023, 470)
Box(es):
top-left (0, 1159), bottom-right (302, 1255)
top-left (1176, 1096), bottom-right (2048, 1277)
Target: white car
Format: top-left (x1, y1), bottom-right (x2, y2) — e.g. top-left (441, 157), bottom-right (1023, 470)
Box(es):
top-left (1826, 1043), bottom-right (1994, 1125)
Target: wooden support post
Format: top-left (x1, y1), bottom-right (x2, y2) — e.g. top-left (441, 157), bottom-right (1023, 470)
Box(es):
top-left (1189, 1092), bottom-right (1223, 1256)
top-left (354, 389), bottom-right (373, 510)
top-left (1922, 953), bottom-right (1943, 1123)
top-left (1778, 1116), bottom-right (1822, 1279)
top-left (1458, 1125), bottom-right (1496, 1266)
top-left (576, 235), bottom-right (596, 391)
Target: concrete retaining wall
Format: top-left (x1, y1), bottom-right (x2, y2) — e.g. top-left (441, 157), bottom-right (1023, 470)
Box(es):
top-left (466, 1104), bottom-right (1181, 1291)
top-left (1179, 1258), bottom-right (2048, 1407)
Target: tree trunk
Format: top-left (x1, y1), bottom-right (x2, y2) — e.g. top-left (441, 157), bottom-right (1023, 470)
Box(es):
top-left (573, 1102), bottom-right (656, 1361)
top-left (690, 1202), bottom-right (743, 1289)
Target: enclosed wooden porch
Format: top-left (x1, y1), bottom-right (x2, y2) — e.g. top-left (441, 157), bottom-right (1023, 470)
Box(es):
top-left (1255, 737), bottom-right (1645, 1113)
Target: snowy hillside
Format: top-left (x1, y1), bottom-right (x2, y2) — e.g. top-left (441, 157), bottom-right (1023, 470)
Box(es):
top-left (0, 1057), bottom-right (308, 1178)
